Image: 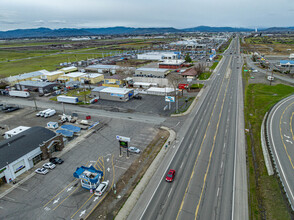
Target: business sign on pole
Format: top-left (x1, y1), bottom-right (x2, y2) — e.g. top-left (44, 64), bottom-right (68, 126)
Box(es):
top-left (116, 135), bottom-right (131, 142)
top-left (165, 96), bottom-right (175, 103)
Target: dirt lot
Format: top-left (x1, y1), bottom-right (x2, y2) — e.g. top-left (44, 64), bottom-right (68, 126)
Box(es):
top-left (88, 129), bottom-right (169, 220)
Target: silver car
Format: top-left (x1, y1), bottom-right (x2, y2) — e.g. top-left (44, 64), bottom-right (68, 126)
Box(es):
top-left (128, 147), bottom-right (141, 154)
top-left (35, 168), bottom-right (48, 175)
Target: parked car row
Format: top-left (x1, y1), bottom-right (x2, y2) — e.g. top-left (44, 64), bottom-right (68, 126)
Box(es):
top-left (35, 157), bottom-right (63, 175)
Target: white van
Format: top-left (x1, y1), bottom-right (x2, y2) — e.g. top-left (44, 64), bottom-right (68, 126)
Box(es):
top-left (44, 109), bottom-right (56, 118)
top-left (40, 109), bottom-right (52, 117)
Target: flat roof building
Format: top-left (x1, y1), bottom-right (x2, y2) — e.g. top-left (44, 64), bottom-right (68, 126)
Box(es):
top-left (159, 59), bottom-right (185, 69)
top-left (137, 52), bottom-right (180, 61)
top-left (41, 70), bottom-right (64, 81)
top-left (16, 81), bottom-right (59, 93)
top-left (60, 66), bottom-right (78, 73)
top-left (5, 70), bottom-right (49, 85)
top-left (135, 68), bottom-right (170, 78)
top-left (280, 60), bottom-right (294, 67)
top-left (91, 86), bottom-right (134, 102)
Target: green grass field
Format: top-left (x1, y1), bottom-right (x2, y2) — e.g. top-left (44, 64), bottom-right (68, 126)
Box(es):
top-left (244, 66), bottom-right (294, 219)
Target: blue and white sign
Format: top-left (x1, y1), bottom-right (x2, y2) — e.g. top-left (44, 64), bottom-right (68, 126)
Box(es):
top-left (165, 96), bottom-right (175, 102)
top-left (116, 135), bottom-right (131, 142)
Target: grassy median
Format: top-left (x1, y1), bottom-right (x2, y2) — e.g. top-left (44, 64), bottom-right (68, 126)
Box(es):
top-left (243, 68), bottom-right (294, 219)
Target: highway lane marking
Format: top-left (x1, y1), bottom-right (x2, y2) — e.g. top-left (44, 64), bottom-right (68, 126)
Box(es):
top-left (217, 187), bottom-right (220, 197)
top-left (270, 96), bottom-right (294, 206)
top-left (167, 187), bottom-right (173, 198)
top-left (195, 66), bottom-right (231, 219)
top-left (286, 140), bottom-right (293, 144)
top-left (290, 112), bottom-right (294, 142)
top-left (221, 162), bottom-right (223, 169)
top-left (176, 55), bottom-right (229, 220)
top-left (0, 206), bottom-right (4, 209)
top-left (279, 101), bottom-right (294, 169)
top-left (284, 134), bottom-right (290, 139)
top-left (180, 161), bottom-right (184, 169)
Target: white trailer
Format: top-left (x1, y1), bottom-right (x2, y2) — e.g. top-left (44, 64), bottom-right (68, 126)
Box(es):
top-left (57, 95), bottom-right (79, 104)
top-left (9, 90), bottom-right (30, 98)
top-left (44, 109), bottom-right (56, 118)
top-left (40, 109), bottom-right (52, 117)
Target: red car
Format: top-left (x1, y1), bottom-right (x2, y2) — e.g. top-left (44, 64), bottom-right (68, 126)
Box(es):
top-left (166, 169), bottom-right (176, 182)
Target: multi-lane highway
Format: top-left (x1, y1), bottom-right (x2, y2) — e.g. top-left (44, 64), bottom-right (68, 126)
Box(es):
top-left (266, 95), bottom-right (294, 208)
top-left (127, 37), bottom-right (248, 220)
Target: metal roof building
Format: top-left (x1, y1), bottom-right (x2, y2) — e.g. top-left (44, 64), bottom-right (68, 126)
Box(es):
top-left (91, 86), bottom-right (134, 102)
top-left (0, 126), bottom-right (62, 183)
top-left (16, 81), bottom-right (58, 93)
top-left (135, 68), bottom-right (170, 78)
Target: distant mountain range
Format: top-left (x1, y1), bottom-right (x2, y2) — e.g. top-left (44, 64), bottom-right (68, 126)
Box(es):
top-left (0, 26), bottom-right (293, 39)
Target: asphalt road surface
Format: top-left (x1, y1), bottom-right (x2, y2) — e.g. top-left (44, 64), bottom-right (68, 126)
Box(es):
top-left (128, 37), bottom-right (248, 220)
top-left (266, 94), bottom-right (294, 208)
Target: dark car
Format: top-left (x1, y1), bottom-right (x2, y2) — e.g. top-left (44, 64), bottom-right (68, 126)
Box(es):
top-left (3, 106), bottom-right (20, 113)
top-left (165, 169), bottom-right (176, 182)
top-left (49, 157), bottom-right (64, 164)
top-left (133, 95), bottom-right (142, 100)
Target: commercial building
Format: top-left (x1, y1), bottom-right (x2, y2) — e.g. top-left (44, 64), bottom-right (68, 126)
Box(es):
top-left (5, 70), bottom-right (49, 85)
top-left (0, 127), bottom-right (64, 183)
top-left (15, 81), bottom-right (59, 93)
top-left (102, 75), bottom-right (123, 87)
top-left (280, 60), bottom-right (294, 68)
top-left (135, 68), bottom-right (170, 78)
top-left (146, 87), bottom-right (176, 96)
top-left (41, 70), bottom-right (64, 81)
top-left (159, 60), bottom-right (185, 69)
top-left (85, 64), bottom-right (117, 74)
top-left (4, 126), bottom-right (30, 139)
top-left (91, 86), bottom-right (134, 102)
top-left (80, 73), bottom-right (104, 84)
top-left (137, 52), bottom-right (180, 61)
top-left (60, 72), bottom-right (86, 81)
top-left (60, 66), bottom-right (78, 73)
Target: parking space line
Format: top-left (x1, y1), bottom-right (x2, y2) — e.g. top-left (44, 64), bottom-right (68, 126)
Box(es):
top-left (4, 196), bottom-right (15, 201)
top-left (114, 165), bottom-right (128, 170)
top-left (16, 186), bottom-right (28, 192)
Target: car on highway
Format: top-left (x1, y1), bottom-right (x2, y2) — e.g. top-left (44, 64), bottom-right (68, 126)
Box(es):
top-left (95, 180), bottom-right (109, 196)
top-left (35, 168), bottom-right (48, 175)
top-left (165, 169), bottom-right (176, 182)
top-left (252, 69), bottom-right (258, 73)
top-left (49, 157), bottom-right (64, 164)
top-left (43, 162), bottom-right (56, 169)
top-left (128, 146), bottom-right (141, 153)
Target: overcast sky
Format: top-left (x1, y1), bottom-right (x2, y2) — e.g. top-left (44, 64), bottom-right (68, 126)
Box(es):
top-left (0, 0), bottom-right (293, 31)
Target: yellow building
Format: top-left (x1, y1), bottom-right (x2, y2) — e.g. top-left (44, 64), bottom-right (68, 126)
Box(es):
top-left (60, 66), bottom-right (78, 73)
top-left (102, 76), bottom-right (123, 88)
top-left (61, 72), bottom-right (86, 82)
top-left (80, 74), bottom-right (104, 84)
top-left (5, 70), bottom-right (49, 85)
top-left (42, 70), bottom-right (64, 81)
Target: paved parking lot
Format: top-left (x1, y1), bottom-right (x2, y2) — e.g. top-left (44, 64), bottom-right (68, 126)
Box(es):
top-left (90, 93), bottom-right (196, 116)
top-left (0, 108), bottom-right (159, 220)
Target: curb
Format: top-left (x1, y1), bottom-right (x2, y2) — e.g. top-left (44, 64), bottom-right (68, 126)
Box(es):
top-left (115, 126), bottom-right (176, 220)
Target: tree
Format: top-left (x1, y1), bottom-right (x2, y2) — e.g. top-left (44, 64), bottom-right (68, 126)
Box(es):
top-left (167, 73), bottom-right (183, 113)
top-left (185, 53), bottom-right (192, 63)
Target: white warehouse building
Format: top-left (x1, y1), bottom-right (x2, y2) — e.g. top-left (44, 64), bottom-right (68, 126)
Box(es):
top-left (137, 52), bottom-right (180, 61)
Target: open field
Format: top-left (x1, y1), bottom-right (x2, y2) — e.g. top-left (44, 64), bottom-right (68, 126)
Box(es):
top-left (242, 36), bottom-right (294, 55)
top-left (0, 38), bottom-right (174, 78)
top-left (243, 65), bottom-right (294, 219)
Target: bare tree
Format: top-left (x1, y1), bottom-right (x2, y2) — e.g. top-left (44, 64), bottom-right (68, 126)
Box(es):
top-left (193, 63), bottom-right (205, 75)
top-left (167, 72), bottom-right (183, 113)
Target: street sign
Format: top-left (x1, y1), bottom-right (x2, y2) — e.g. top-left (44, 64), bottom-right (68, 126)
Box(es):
top-left (116, 135), bottom-right (130, 142)
top-left (165, 96), bottom-right (175, 103)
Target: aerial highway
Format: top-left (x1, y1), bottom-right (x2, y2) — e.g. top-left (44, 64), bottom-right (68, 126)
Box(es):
top-left (266, 94), bottom-right (294, 208)
top-left (127, 37), bottom-right (248, 220)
